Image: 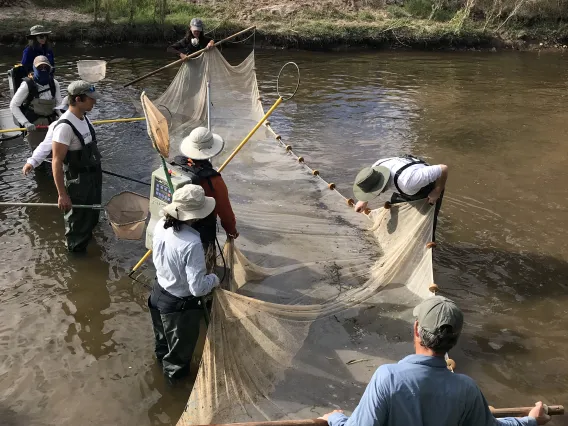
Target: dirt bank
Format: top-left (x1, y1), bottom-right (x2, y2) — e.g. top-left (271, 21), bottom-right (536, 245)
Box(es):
top-left (1, 0), bottom-right (567, 50)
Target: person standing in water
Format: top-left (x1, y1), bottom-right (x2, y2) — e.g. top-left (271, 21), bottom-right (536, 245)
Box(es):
top-left (21, 25), bottom-right (55, 74)
top-left (167, 18), bottom-right (214, 59)
top-left (10, 55), bottom-right (62, 154)
top-left (51, 81), bottom-right (102, 253)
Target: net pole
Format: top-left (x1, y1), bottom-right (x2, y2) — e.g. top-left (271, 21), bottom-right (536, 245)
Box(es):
top-left (0, 202), bottom-right (103, 209)
top-left (207, 81), bottom-right (211, 131)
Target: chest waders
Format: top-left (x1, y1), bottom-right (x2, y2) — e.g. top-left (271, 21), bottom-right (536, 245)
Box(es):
top-left (16, 78), bottom-right (58, 152)
top-left (56, 117), bottom-right (103, 252)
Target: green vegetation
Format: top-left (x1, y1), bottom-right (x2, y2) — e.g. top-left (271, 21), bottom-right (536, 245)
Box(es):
top-left (1, 0), bottom-right (568, 49)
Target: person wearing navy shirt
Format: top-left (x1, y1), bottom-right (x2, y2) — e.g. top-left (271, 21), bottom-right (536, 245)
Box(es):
top-left (22, 25), bottom-right (55, 75)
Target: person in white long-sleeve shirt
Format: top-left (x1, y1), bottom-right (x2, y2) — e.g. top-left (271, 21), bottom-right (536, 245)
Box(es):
top-left (149, 184), bottom-right (220, 382)
top-left (10, 55), bottom-right (62, 153)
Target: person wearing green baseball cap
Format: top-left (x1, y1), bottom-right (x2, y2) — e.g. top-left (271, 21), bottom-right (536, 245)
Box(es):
top-left (320, 296), bottom-right (550, 426)
top-left (353, 154), bottom-right (448, 241)
top-left (51, 80), bottom-right (102, 252)
top-left (167, 18), bottom-right (215, 60)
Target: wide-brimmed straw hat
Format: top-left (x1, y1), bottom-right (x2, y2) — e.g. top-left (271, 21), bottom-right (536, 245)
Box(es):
top-left (180, 127), bottom-right (225, 160)
top-left (29, 25), bottom-right (51, 37)
top-left (162, 184), bottom-right (216, 222)
top-left (352, 165), bottom-right (391, 201)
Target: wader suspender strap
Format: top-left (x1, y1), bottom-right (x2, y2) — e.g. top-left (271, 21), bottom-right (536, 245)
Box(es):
top-left (376, 155), bottom-right (427, 197)
top-left (56, 116), bottom-right (97, 148)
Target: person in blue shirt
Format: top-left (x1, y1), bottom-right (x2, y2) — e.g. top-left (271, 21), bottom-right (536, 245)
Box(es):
top-left (320, 296), bottom-right (551, 426)
top-left (22, 25), bottom-right (55, 75)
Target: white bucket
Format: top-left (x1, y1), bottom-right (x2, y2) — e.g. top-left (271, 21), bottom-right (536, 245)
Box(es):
top-left (77, 60), bottom-right (107, 83)
top-left (0, 108), bottom-right (20, 140)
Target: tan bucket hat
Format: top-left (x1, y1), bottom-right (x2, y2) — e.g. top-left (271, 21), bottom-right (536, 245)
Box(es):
top-left (180, 127), bottom-right (225, 160)
top-left (29, 25), bottom-right (51, 37)
top-left (162, 184), bottom-right (216, 222)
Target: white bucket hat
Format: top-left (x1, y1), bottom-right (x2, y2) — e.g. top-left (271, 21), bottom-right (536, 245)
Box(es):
top-left (162, 184), bottom-right (216, 222)
top-left (180, 127), bottom-right (225, 160)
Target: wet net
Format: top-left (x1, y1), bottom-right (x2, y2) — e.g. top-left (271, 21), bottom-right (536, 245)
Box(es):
top-left (105, 191), bottom-right (149, 240)
top-left (146, 48), bottom-right (436, 425)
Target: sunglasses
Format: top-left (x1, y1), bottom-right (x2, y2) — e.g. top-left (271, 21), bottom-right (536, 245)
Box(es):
top-left (36, 65), bottom-right (50, 71)
top-left (37, 35), bottom-right (47, 39)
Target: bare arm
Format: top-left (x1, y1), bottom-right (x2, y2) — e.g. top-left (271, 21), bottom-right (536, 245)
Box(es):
top-left (427, 164), bottom-right (448, 204)
top-left (52, 141), bottom-right (72, 211)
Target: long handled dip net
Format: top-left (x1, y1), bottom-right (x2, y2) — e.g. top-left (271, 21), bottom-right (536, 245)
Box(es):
top-left (143, 48), bottom-right (437, 425)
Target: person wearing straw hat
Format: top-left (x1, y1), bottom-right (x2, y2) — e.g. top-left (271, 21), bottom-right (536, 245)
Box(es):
top-left (22, 25), bottom-right (55, 75)
top-left (320, 296), bottom-right (550, 426)
top-left (167, 18), bottom-right (215, 59)
top-left (149, 184), bottom-right (220, 382)
top-left (51, 80), bottom-right (102, 252)
top-left (10, 55), bottom-right (62, 155)
top-left (353, 154), bottom-right (448, 241)
top-left (175, 126), bottom-right (238, 271)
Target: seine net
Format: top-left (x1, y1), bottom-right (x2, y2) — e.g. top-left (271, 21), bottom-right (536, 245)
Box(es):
top-left (146, 48), bottom-right (435, 425)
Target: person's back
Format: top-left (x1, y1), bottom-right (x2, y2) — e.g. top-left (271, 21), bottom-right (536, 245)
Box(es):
top-left (374, 356), bottom-right (490, 426)
top-left (322, 297), bottom-right (548, 426)
top-left (153, 218), bottom-right (207, 298)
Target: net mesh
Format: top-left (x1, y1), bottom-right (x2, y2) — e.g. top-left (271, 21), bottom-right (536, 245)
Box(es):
top-left (105, 191), bottom-right (149, 240)
top-left (146, 48), bottom-right (435, 425)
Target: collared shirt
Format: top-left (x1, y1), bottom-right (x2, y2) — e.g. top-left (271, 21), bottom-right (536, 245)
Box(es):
top-left (10, 79), bottom-right (62, 126)
top-left (328, 355), bottom-right (536, 426)
top-left (152, 218), bottom-right (219, 298)
top-left (27, 121), bottom-right (57, 168)
top-left (372, 157), bottom-right (442, 196)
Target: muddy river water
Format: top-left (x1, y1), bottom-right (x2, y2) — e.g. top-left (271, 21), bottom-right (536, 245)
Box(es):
top-left (0, 45), bottom-right (567, 425)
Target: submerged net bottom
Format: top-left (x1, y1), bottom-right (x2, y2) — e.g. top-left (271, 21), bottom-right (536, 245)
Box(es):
top-left (140, 48), bottom-right (435, 425)
top-left (175, 123), bottom-right (435, 425)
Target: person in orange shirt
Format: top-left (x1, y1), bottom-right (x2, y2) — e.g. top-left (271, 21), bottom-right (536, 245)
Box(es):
top-left (175, 127), bottom-right (238, 271)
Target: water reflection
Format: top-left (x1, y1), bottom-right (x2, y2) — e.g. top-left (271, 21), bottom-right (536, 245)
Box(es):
top-left (0, 45), bottom-right (568, 425)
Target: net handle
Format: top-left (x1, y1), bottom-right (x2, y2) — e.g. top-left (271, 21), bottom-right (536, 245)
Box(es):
top-left (276, 62), bottom-right (300, 101)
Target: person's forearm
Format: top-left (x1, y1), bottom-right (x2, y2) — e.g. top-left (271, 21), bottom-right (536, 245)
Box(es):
top-left (11, 105), bottom-right (28, 127)
top-left (434, 165), bottom-right (448, 192)
top-left (52, 158), bottom-right (67, 196)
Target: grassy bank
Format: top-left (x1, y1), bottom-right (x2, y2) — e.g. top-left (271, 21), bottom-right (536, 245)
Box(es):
top-left (1, 0), bottom-right (568, 50)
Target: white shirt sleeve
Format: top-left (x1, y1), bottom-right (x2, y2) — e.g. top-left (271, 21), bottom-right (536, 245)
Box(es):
top-left (399, 165), bottom-right (443, 195)
top-left (27, 124), bottom-right (55, 168)
top-left (183, 241), bottom-right (220, 297)
top-left (52, 122), bottom-right (74, 147)
top-left (9, 81), bottom-right (30, 126)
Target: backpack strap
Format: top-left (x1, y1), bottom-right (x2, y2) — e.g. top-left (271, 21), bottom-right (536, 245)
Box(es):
top-left (392, 155), bottom-right (428, 197)
top-left (23, 78), bottom-right (38, 107)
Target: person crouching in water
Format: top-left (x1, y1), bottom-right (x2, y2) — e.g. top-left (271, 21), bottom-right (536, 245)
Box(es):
top-left (149, 184), bottom-right (220, 382)
top-left (176, 127), bottom-right (238, 272)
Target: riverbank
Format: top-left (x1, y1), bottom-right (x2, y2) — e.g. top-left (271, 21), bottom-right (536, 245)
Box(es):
top-left (1, 1), bottom-right (568, 50)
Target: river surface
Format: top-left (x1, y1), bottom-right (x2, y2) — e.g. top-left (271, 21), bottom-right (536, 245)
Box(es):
top-left (0, 44), bottom-right (567, 425)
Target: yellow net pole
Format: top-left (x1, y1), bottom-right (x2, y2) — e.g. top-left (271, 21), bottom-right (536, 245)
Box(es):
top-left (0, 117), bottom-right (146, 134)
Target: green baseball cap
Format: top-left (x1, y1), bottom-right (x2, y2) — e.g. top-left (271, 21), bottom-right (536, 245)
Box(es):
top-left (413, 296), bottom-right (464, 334)
top-left (67, 80), bottom-right (100, 100)
top-left (353, 166), bottom-right (390, 202)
